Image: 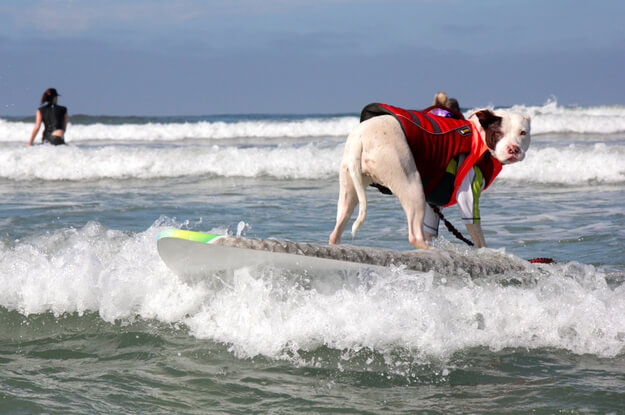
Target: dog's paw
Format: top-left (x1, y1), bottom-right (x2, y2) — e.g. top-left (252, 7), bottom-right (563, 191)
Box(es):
top-left (411, 241), bottom-right (432, 250)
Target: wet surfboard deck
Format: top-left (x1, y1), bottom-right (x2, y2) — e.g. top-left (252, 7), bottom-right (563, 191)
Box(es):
top-left (157, 229), bottom-right (528, 279)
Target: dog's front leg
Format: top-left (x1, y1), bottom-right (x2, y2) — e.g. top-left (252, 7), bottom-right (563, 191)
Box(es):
top-left (465, 223), bottom-right (486, 248)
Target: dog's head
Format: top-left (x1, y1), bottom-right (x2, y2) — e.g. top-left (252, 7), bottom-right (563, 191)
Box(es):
top-left (471, 109), bottom-right (531, 164)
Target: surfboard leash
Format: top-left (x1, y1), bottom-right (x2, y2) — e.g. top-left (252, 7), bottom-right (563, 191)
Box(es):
top-left (527, 257), bottom-right (556, 264)
top-left (429, 204), bottom-right (475, 246)
top-left (429, 204), bottom-right (555, 264)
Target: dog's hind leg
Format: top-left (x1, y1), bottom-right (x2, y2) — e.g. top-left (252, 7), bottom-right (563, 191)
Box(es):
top-left (329, 126), bottom-right (372, 244)
top-left (347, 135), bottom-right (371, 237)
top-left (329, 159), bottom-right (359, 244)
top-left (367, 122), bottom-right (430, 250)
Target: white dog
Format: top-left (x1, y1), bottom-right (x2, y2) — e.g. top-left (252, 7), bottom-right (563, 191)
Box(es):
top-left (329, 103), bottom-right (531, 249)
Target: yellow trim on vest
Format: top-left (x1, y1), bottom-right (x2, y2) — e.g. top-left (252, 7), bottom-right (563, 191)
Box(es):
top-left (445, 158), bottom-right (458, 174)
top-left (471, 166), bottom-right (484, 224)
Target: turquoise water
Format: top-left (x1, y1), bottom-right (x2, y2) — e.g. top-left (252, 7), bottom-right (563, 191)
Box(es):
top-left (1, 105), bottom-right (624, 413)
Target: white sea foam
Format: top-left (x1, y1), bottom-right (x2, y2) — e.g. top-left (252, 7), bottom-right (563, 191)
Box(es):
top-left (187, 262), bottom-right (625, 360)
top-left (1, 221), bottom-right (623, 360)
top-left (0, 221), bottom-right (201, 321)
top-left (0, 116), bottom-right (359, 142)
top-left (2, 99), bottom-right (623, 184)
top-left (0, 143), bottom-right (343, 181)
top-left (500, 143), bottom-right (625, 184)
top-left (510, 99), bottom-right (625, 135)
top-left (1, 141), bottom-right (623, 184)
top-left (2, 101), bottom-right (625, 143)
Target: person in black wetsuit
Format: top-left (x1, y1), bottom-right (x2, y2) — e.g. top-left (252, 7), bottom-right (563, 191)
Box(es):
top-left (28, 88), bottom-right (69, 146)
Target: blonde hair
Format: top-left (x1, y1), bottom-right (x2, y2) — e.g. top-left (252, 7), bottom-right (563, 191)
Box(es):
top-left (433, 91), bottom-right (448, 106)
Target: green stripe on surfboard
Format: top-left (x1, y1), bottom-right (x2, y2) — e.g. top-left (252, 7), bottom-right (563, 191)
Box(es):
top-left (157, 229), bottom-right (223, 243)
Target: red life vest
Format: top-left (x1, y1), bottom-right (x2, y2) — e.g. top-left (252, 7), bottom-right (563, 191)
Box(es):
top-left (360, 103), bottom-right (502, 207)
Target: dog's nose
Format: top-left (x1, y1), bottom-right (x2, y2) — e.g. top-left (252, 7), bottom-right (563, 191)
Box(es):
top-left (508, 144), bottom-right (521, 155)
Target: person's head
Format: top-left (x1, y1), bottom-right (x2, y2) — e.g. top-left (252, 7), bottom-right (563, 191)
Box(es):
top-left (433, 91), bottom-right (448, 106)
top-left (41, 88), bottom-right (60, 104)
top-left (445, 98), bottom-right (460, 113)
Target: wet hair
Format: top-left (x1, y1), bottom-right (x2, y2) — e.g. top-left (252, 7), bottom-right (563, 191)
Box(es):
top-left (41, 88), bottom-right (60, 104)
top-left (445, 98), bottom-right (460, 113)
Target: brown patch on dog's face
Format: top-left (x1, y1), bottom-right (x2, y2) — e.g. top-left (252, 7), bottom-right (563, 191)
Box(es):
top-left (474, 109), bottom-right (503, 151)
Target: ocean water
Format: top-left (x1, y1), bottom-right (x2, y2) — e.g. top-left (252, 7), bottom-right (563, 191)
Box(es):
top-left (1, 100), bottom-right (624, 414)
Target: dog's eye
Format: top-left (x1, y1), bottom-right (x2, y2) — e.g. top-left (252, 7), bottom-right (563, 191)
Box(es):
top-left (520, 131), bottom-right (527, 136)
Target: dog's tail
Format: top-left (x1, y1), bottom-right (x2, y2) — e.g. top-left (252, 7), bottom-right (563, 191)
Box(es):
top-left (348, 135), bottom-right (368, 236)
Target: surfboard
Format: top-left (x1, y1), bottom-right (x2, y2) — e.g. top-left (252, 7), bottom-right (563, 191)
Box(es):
top-left (157, 229), bottom-right (528, 279)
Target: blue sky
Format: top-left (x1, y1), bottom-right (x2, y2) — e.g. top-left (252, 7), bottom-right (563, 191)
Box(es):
top-left (1, 0), bottom-right (624, 116)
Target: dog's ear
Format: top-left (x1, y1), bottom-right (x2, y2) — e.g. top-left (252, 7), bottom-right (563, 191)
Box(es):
top-left (473, 109), bottom-right (502, 130)
top-left (472, 109), bottom-right (502, 150)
